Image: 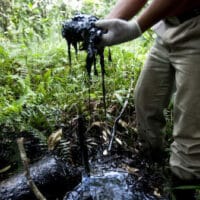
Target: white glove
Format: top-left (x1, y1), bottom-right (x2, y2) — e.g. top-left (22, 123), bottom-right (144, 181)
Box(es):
top-left (95, 18), bottom-right (142, 47)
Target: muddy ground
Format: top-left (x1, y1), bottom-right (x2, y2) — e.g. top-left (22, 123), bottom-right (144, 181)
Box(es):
top-left (0, 103), bottom-right (173, 200)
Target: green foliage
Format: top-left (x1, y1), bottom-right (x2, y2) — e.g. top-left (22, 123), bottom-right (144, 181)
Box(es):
top-left (0, 4), bottom-right (179, 194)
top-left (81, 0), bottom-right (112, 17)
top-left (0, 0), bottom-right (155, 142)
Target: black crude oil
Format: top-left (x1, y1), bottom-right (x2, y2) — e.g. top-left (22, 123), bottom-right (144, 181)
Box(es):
top-left (62, 14), bottom-right (107, 116)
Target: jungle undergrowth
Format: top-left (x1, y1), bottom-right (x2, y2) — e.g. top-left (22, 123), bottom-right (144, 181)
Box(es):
top-left (0, 1), bottom-right (180, 197)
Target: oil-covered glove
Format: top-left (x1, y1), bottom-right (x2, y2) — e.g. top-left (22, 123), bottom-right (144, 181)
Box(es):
top-left (95, 18), bottom-right (142, 47)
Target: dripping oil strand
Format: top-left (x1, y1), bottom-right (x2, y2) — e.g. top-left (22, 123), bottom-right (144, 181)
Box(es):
top-left (99, 50), bottom-right (106, 117)
top-left (62, 14), bottom-right (107, 116)
top-left (67, 41), bottom-right (71, 67)
top-left (77, 115), bottom-right (90, 177)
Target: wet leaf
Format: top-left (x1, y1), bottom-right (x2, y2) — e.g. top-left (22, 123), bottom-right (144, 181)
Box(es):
top-left (122, 163), bottom-right (139, 174)
top-left (47, 129), bottom-right (63, 151)
top-left (0, 165), bottom-right (11, 173)
top-left (115, 137), bottom-right (123, 145)
top-left (153, 188), bottom-right (161, 198)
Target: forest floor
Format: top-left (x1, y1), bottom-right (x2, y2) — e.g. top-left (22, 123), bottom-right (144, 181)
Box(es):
top-left (0, 103), bottom-right (172, 200)
top-left (56, 103), bottom-right (172, 199)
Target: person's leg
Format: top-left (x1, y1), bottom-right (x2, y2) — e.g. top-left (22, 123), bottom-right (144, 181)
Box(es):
top-left (170, 52), bottom-right (200, 180)
top-left (166, 15), bottom-right (200, 199)
top-left (166, 15), bottom-right (200, 181)
top-left (134, 36), bottom-right (174, 160)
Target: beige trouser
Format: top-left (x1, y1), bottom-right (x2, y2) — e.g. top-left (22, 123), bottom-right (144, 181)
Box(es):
top-left (134, 15), bottom-right (200, 180)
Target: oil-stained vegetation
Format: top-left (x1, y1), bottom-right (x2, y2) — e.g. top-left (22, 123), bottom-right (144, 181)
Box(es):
top-left (0, 0), bottom-right (179, 200)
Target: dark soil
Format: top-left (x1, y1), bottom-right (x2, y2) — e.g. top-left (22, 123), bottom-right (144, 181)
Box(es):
top-left (0, 104), bottom-right (172, 200)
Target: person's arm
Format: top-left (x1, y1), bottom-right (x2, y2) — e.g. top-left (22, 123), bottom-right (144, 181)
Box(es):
top-left (106, 0), bottom-right (190, 31)
top-left (137, 0), bottom-right (188, 32)
top-left (96, 0), bottom-right (190, 47)
top-left (106, 0), bottom-right (147, 20)
top-left (94, 0), bottom-right (148, 47)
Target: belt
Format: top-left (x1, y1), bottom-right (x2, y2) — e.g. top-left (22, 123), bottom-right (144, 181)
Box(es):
top-left (165, 8), bottom-right (200, 25)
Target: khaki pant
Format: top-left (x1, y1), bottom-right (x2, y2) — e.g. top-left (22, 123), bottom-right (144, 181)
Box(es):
top-left (134, 15), bottom-right (200, 180)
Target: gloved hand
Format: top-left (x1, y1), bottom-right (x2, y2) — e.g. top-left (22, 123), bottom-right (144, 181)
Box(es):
top-left (95, 18), bottom-right (142, 47)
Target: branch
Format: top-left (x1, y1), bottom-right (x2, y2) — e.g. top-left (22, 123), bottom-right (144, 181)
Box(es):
top-left (17, 138), bottom-right (47, 200)
top-left (108, 79), bottom-right (134, 151)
